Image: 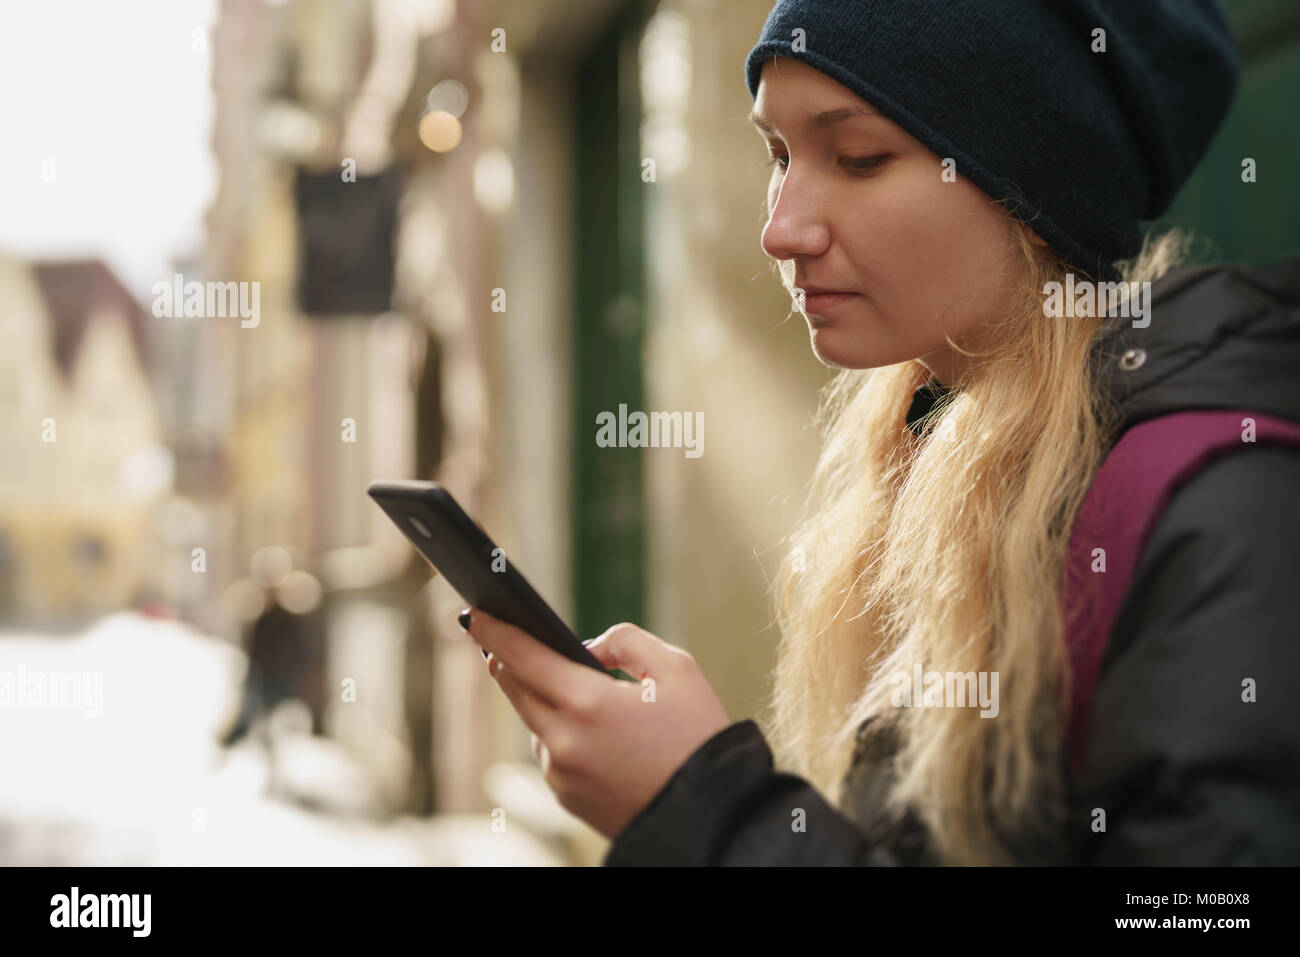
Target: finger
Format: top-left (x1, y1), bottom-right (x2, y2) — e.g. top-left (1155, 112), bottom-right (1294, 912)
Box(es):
top-left (583, 622), bottom-right (669, 679)
top-left (492, 656), bottom-right (562, 740)
top-left (468, 608), bottom-right (606, 706)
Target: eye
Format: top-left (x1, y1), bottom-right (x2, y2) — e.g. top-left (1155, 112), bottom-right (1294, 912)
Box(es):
top-left (764, 153), bottom-right (889, 174)
top-left (842, 155), bottom-right (888, 173)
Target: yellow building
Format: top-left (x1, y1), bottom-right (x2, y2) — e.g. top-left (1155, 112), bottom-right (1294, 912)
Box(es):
top-left (0, 257), bottom-right (167, 622)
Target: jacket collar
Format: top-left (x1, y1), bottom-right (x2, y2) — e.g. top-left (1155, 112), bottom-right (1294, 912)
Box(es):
top-left (904, 256), bottom-right (1300, 435)
top-left (1091, 257), bottom-right (1300, 432)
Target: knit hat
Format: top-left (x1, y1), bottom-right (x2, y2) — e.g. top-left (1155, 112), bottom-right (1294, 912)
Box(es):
top-left (744, 0), bottom-right (1239, 281)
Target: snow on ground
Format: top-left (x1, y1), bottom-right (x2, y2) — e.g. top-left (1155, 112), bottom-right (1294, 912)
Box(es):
top-left (0, 612), bottom-right (564, 866)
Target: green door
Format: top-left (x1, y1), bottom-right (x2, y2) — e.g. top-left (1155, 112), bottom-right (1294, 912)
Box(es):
top-left (1163, 0), bottom-right (1300, 264)
top-left (571, 1), bottom-right (658, 638)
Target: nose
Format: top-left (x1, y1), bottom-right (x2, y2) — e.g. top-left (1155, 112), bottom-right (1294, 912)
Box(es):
top-left (760, 168), bottom-right (832, 263)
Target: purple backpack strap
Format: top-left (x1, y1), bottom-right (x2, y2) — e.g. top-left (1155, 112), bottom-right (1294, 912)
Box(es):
top-left (1061, 409), bottom-right (1300, 779)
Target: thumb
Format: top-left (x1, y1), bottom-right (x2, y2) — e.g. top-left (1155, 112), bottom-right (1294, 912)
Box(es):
top-left (583, 623), bottom-right (670, 678)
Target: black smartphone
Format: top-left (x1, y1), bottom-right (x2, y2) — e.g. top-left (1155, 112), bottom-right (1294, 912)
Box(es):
top-left (367, 480), bottom-right (636, 681)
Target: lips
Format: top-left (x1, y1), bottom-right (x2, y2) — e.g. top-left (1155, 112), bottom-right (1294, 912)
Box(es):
top-left (796, 285), bottom-right (859, 318)
top-left (797, 285), bottom-right (854, 297)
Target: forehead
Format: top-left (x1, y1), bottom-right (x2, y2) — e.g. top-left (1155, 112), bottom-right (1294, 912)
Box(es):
top-left (750, 58), bottom-right (880, 132)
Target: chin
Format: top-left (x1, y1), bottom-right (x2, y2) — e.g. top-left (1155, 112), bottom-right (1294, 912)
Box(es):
top-left (808, 326), bottom-right (893, 370)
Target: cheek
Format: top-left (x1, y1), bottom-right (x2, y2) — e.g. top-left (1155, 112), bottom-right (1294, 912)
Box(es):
top-left (863, 172), bottom-right (994, 265)
top-left (855, 175), bottom-right (1015, 336)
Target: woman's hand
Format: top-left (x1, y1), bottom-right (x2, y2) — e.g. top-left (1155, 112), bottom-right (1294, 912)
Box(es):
top-left (461, 608), bottom-right (732, 840)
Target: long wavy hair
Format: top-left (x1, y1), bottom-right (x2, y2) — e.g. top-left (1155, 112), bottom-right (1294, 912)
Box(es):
top-left (766, 207), bottom-right (1196, 865)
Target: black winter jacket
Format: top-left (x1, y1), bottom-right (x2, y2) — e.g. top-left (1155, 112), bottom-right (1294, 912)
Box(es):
top-left (603, 258), bottom-right (1300, 866)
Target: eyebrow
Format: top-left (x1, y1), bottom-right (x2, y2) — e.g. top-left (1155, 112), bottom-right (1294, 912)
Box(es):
top-left (747, 105), bottom-right (880, 134)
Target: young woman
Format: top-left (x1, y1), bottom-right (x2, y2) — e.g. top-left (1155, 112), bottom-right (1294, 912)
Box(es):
top-left (462, 0), bottom-right (1300, 865)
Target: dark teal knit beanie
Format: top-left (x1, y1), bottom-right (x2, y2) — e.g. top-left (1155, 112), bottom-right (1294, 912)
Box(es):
top-left (745, 0), bottom-right (1240, 281)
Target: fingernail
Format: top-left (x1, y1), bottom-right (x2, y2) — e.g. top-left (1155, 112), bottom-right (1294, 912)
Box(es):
top-left (458, 610), bottom-right (471, 631)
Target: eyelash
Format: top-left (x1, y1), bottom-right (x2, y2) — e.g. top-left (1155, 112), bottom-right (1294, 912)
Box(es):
top-left (765, 153), bottom-right (886, 173)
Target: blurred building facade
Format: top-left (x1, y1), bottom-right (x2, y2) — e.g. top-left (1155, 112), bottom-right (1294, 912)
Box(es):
top-left (184, 0), bottom-right (834, 865)
top-left (0, 257), bottom-right (168, 623)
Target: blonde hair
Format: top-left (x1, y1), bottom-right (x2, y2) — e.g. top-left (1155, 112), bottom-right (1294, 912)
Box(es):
top-left (766, 211), bottom-right (1195, 864)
